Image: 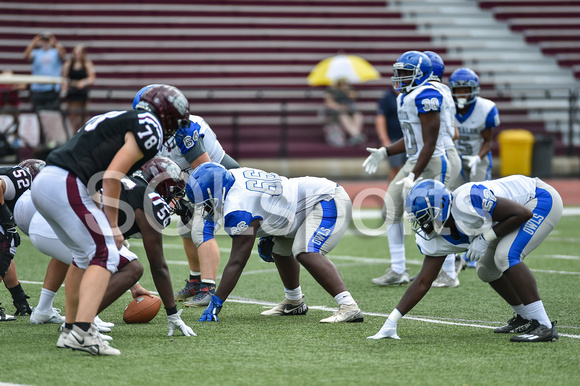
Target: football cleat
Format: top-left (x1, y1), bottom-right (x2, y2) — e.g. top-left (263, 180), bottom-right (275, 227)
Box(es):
top-left (431, 271), bottom-right (460, 288)
top-left (64, 324), bottom-right (121, 356)
top-left (56, 327), bottom-right (70, 348)
top-left (174, 278), bottom-right (201, 302)
top-left (261, 297), bottom-right (308, 316)
top-left (494, 314), bottom-right (532, 334)
top-left (1, 304), bottom-right (16, 321)
top-left (30, 307), bottom-right (65, 324)
top-left (183, 283), bottom-right (215, 307)
top-left (320, 303), bottom-right (364, 323)
top-left (371, 268), bottom-right (410, 286)
top-left (510, 320), bottom-right (558, 342)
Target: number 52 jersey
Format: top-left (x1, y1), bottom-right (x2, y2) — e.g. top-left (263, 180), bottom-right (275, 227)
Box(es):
top-left (221, 168), bottom-right (337, 238)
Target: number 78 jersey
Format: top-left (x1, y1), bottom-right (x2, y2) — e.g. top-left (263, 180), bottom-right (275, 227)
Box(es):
top-left (222, 168), bottom-right (337, 237)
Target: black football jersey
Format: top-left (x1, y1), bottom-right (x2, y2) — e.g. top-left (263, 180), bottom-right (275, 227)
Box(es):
top-left (117, 176), bottom-right (172, 238)
top-left (46, 110), bottom-right (164, 191)
top-left (0, 166), bottom-right (32, 212)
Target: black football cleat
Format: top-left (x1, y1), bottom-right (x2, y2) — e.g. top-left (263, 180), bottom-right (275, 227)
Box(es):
top-left (510, 320), bottom-right (558, 342)
top-left (494, 314), bottom-right (532, 334)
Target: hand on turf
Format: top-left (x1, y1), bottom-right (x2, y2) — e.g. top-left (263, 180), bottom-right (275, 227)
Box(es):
top-left (1, 223), bottom-right (20, 248)
top-left (198, 294), bottom-right (224, 322)
top-left (362, 147), bottom-right (388, 175)
top-left (367, 319), bottom-right (400, 340)
top-left (167, 309), bottom-right (196, 337)
top-left (466, 234), bottom-right (489, 262)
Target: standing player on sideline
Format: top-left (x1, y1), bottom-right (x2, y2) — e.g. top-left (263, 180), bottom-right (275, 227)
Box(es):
top-left (423, 51), bottom-right (463, 288)
top-left (186, 163), bottom-right (363, 323)
top-left (31, 84), bottom-right (190, 356)
top-left (362, 51), bottom-right (449, 286)
top-left (133, 86), bottom-right (240, 308)
top-left (369, 177), bottom-right (561, 342)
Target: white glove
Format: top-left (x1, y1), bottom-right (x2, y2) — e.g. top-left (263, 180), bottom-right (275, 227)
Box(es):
top-left (464, 155), bottom-right (480, 181)
top-left (396, 172), bottom-right (419, 201)
top-left (362, 147), bottom-right (388, 174)
top-left (167, 309), bottom-right (196, 337)
top-left (466, 229), bottom-right (497, 262)
top-left (367, 319), bottom-right (400, 340)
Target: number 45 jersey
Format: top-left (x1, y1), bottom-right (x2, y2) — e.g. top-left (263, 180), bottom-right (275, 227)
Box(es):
top-left (223, 168), bottom-right (337, 237)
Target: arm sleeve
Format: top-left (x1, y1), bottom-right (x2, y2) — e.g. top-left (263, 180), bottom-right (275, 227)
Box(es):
top-left (414, 88), bottom-right (443, 115)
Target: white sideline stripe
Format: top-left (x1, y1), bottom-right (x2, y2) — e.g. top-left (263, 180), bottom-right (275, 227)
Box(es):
top-left (15, 280), bottom-right (580, 339)
top-left (227, 296), bottom-right (580, 340)
top-left (353, 207), bottom-right (580, 218)
top-left (531, 255), bottom-right (580, 260)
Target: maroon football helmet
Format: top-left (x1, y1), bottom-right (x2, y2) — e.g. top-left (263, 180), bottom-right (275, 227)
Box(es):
top-left (135, 84), bottom-right (190, 141)
top-left (135, 156), bottom-right (186, 206)
top-left (18, 159), bottom-right (46, 181)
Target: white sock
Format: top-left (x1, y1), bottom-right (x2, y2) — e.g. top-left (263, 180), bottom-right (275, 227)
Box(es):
top-left (334, 291), bottom-right (355, 306)
top-left (201, 279), bottom-right (215, 285)
top-left (511, 304), bottom-right (527, 319)
top-left (387, 222), bottom-right (406, 274)
top-left (388, 308), bottom-right (403, 324)
top-left (442, 254), bottom-right (456, 279)
top-left (524, 300), bottom-right (552, 328)
top-left (284, 286), bottom-right (303, 301)
top-left (190, 270), bottom-right (201, 276)
top-left (36, 288), bottom-right (57, 312)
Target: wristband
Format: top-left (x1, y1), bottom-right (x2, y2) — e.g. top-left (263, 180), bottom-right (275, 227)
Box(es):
top-left (482, 228), bottom-right (497, 242)
top-left (165, 306), bottom-right (178, 316)
top-left (383, 147), bottom-right (389, 157)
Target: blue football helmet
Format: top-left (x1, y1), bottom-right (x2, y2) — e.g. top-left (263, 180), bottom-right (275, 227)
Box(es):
top-left (423, 51), bottom-right (444, 81)
top-left (405, 179), bottom-right (452, 240)
top-left (391, 51), bottom-right (433, 93)
top-left (185, 162), bottom-right (235, 222)
top-left (449, 67), bottom-right (480, 109)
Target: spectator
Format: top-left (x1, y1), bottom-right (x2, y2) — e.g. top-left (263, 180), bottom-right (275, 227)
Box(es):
top-left (62, 44), bottom-right (96, 131)
top-left (23, 32), bottom-right (66, 112)
top-left (375, 86), bottom-right (406, 180)
top-left (324, 78), bottom-right (366, 146)
top-left (0, 70), bottom-right (25, 116)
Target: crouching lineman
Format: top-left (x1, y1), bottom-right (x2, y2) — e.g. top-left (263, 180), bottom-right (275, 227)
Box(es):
top-left (186, 162), bottom-right (363, 323)
top-left (369, 176), bottom-right (561, 342)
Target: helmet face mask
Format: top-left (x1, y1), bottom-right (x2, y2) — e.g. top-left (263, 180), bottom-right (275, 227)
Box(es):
top-left (405, 179), bottom-right (452, 241)
top-left (449, 68), bottom-right (480, 109)
top-left (135, 84), bottom-right (190, 141)
top-left (134, 156), bottom-right (186, 210)
top-left (18, 159), bottom-right (46, 181)
top-left (391, 51), bottom-right (433, 93)
top-left (185, 163), bottom-right (236, 223)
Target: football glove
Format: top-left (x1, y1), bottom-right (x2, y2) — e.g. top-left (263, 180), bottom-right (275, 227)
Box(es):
top-left (167, 309), bottom-right (196, 337)
top-left (396, 172), bottom-right (420, 201)
top-left (466, 229), bottom-right (497, 262)
top-left (464, 155), bottom-right (480, 181)
top-left (198, 294), bottom-right (224, 322)
top-left (362, 147), bottom-right (388, 175)
top-left (257, 236), bottom-right (275, 263)
top-left (366, 319), bottom-right (400, 340)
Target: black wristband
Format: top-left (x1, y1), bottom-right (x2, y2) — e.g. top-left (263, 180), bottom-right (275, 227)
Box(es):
top-left (165, 306), bottom-right (178, 316)
top-left (384, 147), bottom-right (390, 157)
top-left (0, 203), bottom-right (13, 225)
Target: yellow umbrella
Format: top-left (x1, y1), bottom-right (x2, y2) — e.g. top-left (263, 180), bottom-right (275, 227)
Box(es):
top-left (307, 54), bottom-right (381, 86)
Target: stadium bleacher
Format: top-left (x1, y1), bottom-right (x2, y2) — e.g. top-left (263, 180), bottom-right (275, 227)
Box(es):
top-left (0, 0), bottom-right (578, 161)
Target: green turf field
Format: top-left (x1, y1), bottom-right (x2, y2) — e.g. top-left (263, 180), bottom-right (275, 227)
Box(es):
top-left (2, 210), bottom-right (579, 385)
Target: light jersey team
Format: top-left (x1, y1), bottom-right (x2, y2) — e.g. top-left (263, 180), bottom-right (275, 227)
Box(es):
top-left (185, 163), bottom-right (364, 324)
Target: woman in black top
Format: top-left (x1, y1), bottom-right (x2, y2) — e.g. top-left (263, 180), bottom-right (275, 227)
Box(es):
top-left (62, 44), bottom-right (96, 131)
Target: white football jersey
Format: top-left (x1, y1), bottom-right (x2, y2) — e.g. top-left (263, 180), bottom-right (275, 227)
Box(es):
top-left (222, 167), bottom-right (336, 237)
top-left (455, 97), bottom-right (500, 156)
top-left (429, 81), bottom-right (456, 150)
top-left (160, 114), bottom-right (225, 173)
top-left (397, 84), bottom-right (447, 162)
top-left (415, 175), bottom-right (537, 256)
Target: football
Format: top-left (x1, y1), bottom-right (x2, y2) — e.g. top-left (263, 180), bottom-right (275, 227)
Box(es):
top-left (123, 295), bottom-right (162, 324)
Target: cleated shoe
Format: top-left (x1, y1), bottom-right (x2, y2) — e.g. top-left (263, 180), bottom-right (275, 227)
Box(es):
top-left (30, 307), bottom-right (65, 324)
top-left (431, 271), bottom-right (460, 288)
top-left (174, 278), bottom-right (201, 302)
top-left (64, 324), bottom-right (121, 356)
top-left (57, 327), bottom-right (70, 348)
top-left (94, 315), bottom-right (114, 330)
top-left (1, 304), bottom-right (16, 321)
top-left (510, 320), bottom-right (558, 342)
top-left (261, 297), bottom-right (308, 316)
top-left (183, 284), bottom-right (216, 307)
top-left (494, 314), bottom-right (532, 334)
top-left (320, 303), bottom-right (364, 323)
top-left (372, 268), bottom-right (410, 286)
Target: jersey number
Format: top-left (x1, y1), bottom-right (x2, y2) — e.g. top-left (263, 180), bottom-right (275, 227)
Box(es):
top-left (12, 169), bottom-right (30, 190)
top-left (400, 122), bottom-right (418, 156)
top-left (243, 170), bottom-right (282, 195)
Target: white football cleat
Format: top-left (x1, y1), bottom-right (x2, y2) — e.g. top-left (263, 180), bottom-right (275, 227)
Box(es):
top-left (94, 315), bottom-right (113, 333)
top-left (30, 307), bottom-right (65, 324)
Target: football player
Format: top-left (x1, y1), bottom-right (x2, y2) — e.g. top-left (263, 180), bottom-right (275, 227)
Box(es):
top-left (362, 51), bottom-right (450, 286)
top-left (19, 157), bottom-right (195, 342)
top-left (0, 162), bottom-right (33, 319)
top-left (186, 163), bottom-right (363, 323)
top-left (133, 85), bottom-right (240, 308)
top-left (30, 84), bottom-right (189, 356)
top-left (449, 67), bottom-right (499, 183)
top-left (369, 177), bottom-right (561, 342)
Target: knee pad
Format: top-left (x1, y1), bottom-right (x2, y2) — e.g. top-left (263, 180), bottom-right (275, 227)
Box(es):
top-left (476, 264), bottom-right (502, 283)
